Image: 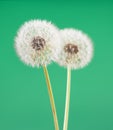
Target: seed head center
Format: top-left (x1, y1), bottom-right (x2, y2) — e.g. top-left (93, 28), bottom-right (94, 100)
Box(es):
top-left (32, 36), bottom-right (46, 51)
top-left (64, 43), bottom-right (79, 54)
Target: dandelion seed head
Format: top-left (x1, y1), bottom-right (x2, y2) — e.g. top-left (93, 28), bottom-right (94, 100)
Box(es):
top-left (56, 28), bottom-right (93, 69)
top-left (15, 20), bottom-right (61, 67)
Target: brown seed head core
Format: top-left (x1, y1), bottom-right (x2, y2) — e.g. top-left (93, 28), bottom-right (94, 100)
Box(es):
top-left (64, 43), bottom-right (79, 54)
top-left (32, 36), bottom-right (46, 51)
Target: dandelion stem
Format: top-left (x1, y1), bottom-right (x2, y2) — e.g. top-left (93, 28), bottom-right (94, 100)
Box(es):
top-left (63, 66), bottom-right (71, 130)
top-left (43, 66), bottom-right (59, 130)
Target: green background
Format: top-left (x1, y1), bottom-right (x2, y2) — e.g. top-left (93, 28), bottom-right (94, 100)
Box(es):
top-left (0, 0), bottom-right (113, 130)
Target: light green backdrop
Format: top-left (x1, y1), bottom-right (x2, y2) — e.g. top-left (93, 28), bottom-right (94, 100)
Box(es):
top-left (0, 0), bottom-right (113, 130)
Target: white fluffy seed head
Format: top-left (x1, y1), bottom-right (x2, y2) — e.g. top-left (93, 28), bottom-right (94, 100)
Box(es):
top-left (15, 20), bottom-right (61, 67)
top-left (56, 28), bottom-right (93, 69)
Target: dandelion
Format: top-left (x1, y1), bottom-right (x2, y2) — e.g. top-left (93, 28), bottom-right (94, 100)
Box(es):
top-left (56, 28), bottom-right (93, 130)
top-left (15, 20), bottom-right (61, 130)
top-left (57, 28), bottom-right (93, 69)
top-left (15, 20), bottom-right (61, 67)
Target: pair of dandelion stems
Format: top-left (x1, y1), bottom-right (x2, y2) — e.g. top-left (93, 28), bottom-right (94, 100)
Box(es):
top-left (43, 66), bottom-right (59, 130)
top-left (63, 67), bottom-right (71, 130)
